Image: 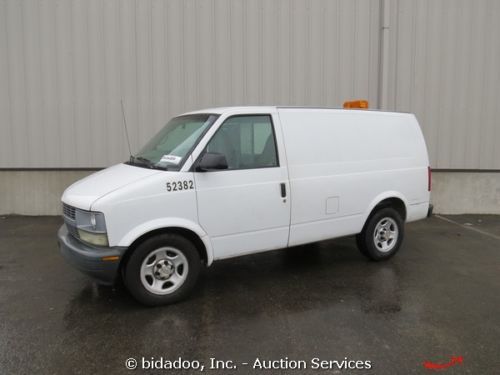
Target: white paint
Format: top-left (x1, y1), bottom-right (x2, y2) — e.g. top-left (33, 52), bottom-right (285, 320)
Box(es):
top-left (326, 197), bottom-right (339, 215)
top-left (61, 163), bottom-right (162, 210)
top-left (60, 106), bottom-right (430, 264)
top-left (278, 107), bottom-right (429, 246)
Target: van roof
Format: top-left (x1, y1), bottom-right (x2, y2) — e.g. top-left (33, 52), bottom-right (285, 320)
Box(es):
top-left (182, 106), bottom-right (411, 117)
top-left (182, 106), bottom-right (276, 115)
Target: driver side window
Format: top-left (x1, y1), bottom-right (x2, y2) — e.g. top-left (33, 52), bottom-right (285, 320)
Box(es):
top-left (206, 115), bottom-right (278, 170)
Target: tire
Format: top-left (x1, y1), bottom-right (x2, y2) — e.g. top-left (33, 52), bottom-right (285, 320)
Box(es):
top-left (355, 235), bottom-right (370, 257)
top-left (356, 207), bottom-right (404, 261)
top-left (124, 233), bottom-right (201, 306)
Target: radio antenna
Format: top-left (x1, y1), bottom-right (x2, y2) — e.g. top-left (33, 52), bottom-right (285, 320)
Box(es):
top-left (120, 99), bottom-right (133, 159)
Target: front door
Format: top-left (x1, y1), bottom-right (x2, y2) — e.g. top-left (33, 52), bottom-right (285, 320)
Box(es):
top-left (193, 114), bottom-right (290, 260)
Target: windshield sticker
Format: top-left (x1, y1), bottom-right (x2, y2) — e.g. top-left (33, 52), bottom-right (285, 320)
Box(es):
top-left (159, 154), bottom-right (182, 164)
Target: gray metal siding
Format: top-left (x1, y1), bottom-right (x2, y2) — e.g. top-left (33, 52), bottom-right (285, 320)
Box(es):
top-left (1, 0), bottom-right (499, 169)
top-left (387, 0), bottom-right (500, 169)
top-left (0, 0), bottom-right (380, 168)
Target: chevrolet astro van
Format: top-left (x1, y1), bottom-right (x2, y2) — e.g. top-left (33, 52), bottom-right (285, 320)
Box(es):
top-left (58, 106), bottom-right (432, 306)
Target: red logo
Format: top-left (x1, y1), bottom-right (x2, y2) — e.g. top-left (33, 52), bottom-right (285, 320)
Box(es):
top-left (423, 356), bottom-right (463, 370)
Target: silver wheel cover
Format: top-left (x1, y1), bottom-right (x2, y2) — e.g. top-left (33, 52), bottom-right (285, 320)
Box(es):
top-left (140, 247), bottom-right (189, 295)
top-left (373, 217), bottom-right (399, 253)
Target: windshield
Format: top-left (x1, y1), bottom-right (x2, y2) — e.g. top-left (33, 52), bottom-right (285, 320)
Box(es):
top-left (129, 114), bottom-right (218, 171)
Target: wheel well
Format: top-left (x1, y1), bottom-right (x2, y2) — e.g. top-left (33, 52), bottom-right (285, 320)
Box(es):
top-left (119, 227), bottom-right (208, 275)
top-left (371, 197), bottom-right (407, 221)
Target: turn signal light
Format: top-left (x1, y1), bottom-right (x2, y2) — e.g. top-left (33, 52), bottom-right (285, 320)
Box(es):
top-left (343, 100), bottom-right (369, 109)
top-left (101, 256), bottom-right (120, 262)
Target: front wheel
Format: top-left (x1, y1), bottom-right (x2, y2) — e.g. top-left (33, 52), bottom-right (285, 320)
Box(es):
top-left (124, 233), bottom-right (201, 306)
top-left (356, 207), bottom-right (404, 261)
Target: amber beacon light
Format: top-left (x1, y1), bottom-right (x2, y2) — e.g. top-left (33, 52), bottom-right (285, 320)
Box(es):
top-left (343, 100), bottom-right (369, 109)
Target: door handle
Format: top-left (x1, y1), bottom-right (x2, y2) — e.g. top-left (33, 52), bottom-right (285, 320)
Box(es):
top-left (280, 183), bottom-right (287, 198)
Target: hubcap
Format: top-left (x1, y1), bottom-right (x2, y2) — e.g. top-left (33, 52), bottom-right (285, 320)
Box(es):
top-left (373, 217), bottom-right (399, 253)
top-left (140, 247), bottom-right (188, 295)
top-left (154, 259), bottom-right (175, 280)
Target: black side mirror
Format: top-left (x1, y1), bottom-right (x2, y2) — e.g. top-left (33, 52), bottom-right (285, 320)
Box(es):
top-left (196, 152), bottom-right (228, 172)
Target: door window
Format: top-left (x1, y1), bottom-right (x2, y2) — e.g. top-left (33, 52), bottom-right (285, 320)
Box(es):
top-left (205, 115), bottom-right (278, 170)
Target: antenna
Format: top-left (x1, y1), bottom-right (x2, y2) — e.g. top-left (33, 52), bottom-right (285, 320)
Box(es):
top-left (120, 99), bottom-right (133, 158)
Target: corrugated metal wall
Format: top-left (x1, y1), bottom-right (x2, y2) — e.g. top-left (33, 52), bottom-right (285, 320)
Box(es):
top-left (386, 0), bottom-right (500, 169)
top-left (0, 0), bottom-right (380, 168)
top-left (0, 0), bottom-right (499, 170)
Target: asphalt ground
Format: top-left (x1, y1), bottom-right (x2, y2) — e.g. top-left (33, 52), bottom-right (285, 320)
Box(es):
top-left (0, 214), bottom-right (499, 374)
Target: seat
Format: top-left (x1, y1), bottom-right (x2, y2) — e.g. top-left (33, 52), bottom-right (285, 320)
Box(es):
top-left (256, 135), bottom-right (277, 167)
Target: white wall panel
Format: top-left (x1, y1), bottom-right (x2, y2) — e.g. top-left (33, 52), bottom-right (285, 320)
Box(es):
top-left (387, 0), bottom-right (500, 169)
top-left (0, 0), bottom-right (380, 168)
top-left (2, 0), bottom-right (498, 169)
top-left (2, 0), bottom-right (500, 215)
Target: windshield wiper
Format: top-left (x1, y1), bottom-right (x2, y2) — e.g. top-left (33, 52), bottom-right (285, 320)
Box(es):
top-left (135, 156), bottom-right (152, 164)
top-left (129, 155), bottom-right (168, 170)
top-left (129, 155), bottom-right (153, 167)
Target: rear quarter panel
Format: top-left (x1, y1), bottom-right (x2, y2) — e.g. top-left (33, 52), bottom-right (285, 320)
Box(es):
top-left (278, 109), bottom-right (429, 246)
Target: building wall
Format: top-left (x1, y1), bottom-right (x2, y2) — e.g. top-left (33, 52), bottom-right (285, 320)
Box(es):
top-left (385, 0), bottom-right (500, 169)
top-left (0, 0), bottom-right (380, 168)
top-left (0, 0), bottom-right (499, 215)
top-left (0, 170), bottom-right (94, 215)
top-left (431, 172), bottom-right (500, 215)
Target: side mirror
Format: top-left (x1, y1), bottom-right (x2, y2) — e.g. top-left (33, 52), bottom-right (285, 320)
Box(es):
top-left (196, 152), bottom-right (228, 172)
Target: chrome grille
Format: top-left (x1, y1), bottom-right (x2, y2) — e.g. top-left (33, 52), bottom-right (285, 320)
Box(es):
top-left (63, 204), bottom-right (76, 220)
top-left (63, 203), bottom-right (79, 239)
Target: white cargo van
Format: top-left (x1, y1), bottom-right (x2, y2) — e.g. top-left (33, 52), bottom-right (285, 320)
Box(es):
top-left (58, 106), bottom-right (432, 305)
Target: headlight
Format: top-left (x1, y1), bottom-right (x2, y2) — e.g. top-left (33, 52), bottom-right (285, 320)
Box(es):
top-left (77, 229), bottom-right (109, 247)
top-left (75, 210), bottom-right (108, 246)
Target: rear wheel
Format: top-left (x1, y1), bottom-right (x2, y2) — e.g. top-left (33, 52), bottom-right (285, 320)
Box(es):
top-left (356, 207), bottom-right (404, 261)
top-left (124, 233), bottom-right (201, 306)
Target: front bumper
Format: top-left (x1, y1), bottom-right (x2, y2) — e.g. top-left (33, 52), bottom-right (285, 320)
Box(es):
top-left (58, 225), bottom-right (127, 285)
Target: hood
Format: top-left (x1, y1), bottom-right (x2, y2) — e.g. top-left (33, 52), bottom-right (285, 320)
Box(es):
top-left (61, 163), bottom-right (162, 210)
